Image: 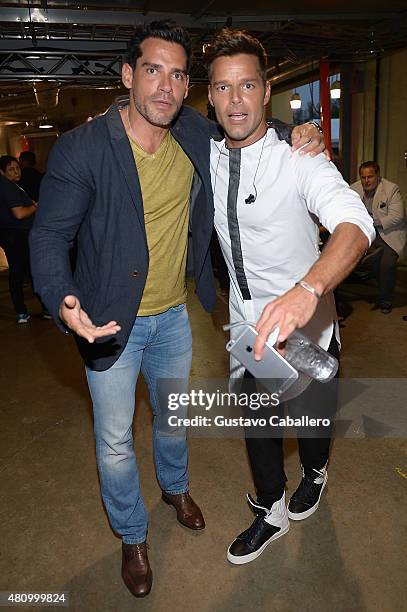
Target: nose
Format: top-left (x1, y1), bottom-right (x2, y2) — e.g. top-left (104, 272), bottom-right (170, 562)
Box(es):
top-left (230, 86), bottom-right (242, 105)
top-left (159, 72), bottom-right (173, 94)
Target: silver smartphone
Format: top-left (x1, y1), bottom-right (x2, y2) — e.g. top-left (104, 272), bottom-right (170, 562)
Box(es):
top-left (226, 324), bottom-right (299, 397)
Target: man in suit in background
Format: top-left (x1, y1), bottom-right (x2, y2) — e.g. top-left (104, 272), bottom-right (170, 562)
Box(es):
top-left (351, 161), bottom-right (407, 313)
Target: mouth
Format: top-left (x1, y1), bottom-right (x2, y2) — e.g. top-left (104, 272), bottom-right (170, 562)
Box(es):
top-left (153, 99), bottom-right (173, 108)
top-left (228, 112), bottom-right (248, 122)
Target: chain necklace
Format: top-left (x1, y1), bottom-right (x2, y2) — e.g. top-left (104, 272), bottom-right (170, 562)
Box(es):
top-left (126, 106), bottom-right (149, 154)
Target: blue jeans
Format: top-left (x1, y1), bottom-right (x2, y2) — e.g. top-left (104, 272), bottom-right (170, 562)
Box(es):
top-left (86, 303), bottom-right (192, 544)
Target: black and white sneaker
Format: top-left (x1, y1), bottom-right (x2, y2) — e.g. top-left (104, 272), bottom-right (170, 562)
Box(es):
top-left (288, 466), bottom-right (328, 521)
top-left (227, 493), bottom-right (289, 565)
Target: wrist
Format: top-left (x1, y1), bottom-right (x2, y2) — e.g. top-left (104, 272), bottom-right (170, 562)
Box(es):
top-left (296, 279), bottom-right (323, 300)
top-left (307, 121), bottom-right (323, 134)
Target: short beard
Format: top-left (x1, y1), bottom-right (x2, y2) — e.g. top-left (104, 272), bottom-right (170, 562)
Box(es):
top-left (132, 91), bottom-right (181, 128)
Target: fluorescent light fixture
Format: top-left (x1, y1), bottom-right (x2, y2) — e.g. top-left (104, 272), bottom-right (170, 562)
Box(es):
top-left (39, 119), bottom-right (54, 129)
top-left (290, 92), bottom-right (302, 110)
top-left (330, 79), bottom-right (341, 99)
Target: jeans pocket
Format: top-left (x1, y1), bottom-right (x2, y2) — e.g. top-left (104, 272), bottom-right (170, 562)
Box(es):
top-left (171, 303), bottom-right (186, 312)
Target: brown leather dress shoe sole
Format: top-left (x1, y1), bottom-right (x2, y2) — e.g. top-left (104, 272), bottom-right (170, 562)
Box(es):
top-left (121, 542), bottom-right (152, 598)
top-left (162, 492), bottom-right (205, 530)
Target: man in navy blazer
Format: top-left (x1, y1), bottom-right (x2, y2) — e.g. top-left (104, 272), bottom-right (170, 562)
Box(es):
top-left (30, 21), bottom-right (323, 597)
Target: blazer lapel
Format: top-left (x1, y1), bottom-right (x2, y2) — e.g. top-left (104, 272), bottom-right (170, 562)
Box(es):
top-left (373, 180), bottom-right (386, 216)
top-left (105, 102), bottom-right (147, 239)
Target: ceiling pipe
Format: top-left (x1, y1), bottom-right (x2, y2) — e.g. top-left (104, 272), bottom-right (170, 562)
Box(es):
top-left (266, 61), bottom-right (317, 86)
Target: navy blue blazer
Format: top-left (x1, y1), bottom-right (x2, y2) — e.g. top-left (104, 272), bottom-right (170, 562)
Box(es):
top-left (30, 102), bottom-right (217, 371)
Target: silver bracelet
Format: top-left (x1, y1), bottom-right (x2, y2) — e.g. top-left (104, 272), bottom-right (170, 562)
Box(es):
top-left (296, 280), bottom-right (322, 300)
top-left (307, 121), bottom-right (324, 134)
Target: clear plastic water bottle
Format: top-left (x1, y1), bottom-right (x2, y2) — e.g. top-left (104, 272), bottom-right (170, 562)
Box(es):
top-left (283, 330), bottom-right (338, 382)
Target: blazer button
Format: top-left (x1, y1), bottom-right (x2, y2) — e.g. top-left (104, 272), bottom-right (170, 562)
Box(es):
top-left (132, 270), bottom-right (139, 277)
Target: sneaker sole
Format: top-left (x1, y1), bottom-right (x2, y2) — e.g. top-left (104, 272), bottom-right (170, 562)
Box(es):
top-left (287, 478), bottom-right (327, 521)
top-left (227, 523), bottom-right (290, 565)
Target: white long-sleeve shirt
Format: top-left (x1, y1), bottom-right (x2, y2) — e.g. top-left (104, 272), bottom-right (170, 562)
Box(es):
top-left (210, 129), bottom-right (375, 377)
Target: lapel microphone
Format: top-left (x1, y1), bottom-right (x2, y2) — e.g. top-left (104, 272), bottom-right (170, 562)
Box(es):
top-left (243, 129), bottom-right (269, 205)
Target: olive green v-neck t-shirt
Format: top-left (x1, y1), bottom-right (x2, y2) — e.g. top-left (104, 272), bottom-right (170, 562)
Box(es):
top-left (129, 131), bottom-right (194, 316)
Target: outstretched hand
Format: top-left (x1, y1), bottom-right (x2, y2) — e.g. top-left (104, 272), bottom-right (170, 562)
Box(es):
top-left (253, 285), bottom-right (319, 360)
top-left (59, 295), bottom-right (121, 344)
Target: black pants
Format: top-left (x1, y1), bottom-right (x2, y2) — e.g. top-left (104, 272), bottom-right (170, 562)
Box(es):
top-left (372, 234), bottom-right (398, 305)
top-left (242, 333), bottom-right (340, 508)
top-left (0, 229), bottom-right (30, 314)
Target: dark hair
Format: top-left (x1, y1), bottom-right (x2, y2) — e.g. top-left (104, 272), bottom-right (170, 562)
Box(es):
top-left (204, 29), bottom-right (268, 80)
top-left (0, 155), bottom-right (18, 172)
top-left (359, 161), bottom-right (380, 175)
top-left (125, 20), bottom-right (192, 73)
top-left (19, 150), bottom-right (36, 166)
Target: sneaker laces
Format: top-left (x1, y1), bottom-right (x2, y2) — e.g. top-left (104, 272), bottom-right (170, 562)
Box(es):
top-left (292, 469), bottom-right (325, 506)
top-left (239, 515), bottom-right (265, 543)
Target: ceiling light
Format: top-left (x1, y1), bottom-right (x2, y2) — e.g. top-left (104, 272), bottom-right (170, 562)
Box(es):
top-left (290, 92), bottom-right (302, 110)
top-left (330, 79), bottom-right (341, 99)
top-left (39, 118), bottom-right (54, 129)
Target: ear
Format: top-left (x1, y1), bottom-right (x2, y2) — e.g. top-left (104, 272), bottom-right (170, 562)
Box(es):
top-left (264, 80), bottom-right (271, 106)
top-left (207, 85), bottom-right (214, 107)
top-left (183, 75), bottom-right (190, 100)
top-left (122, 62), bottom-right (133, 90)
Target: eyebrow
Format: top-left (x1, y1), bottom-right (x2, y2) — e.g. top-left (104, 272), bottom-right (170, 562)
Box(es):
top-left (212, 76), bottom-right (260, 87)
top-left (141, 62), bottom-right (187, 75)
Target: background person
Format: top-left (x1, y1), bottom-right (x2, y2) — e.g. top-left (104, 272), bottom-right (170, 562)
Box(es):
top-left (0, 154), bottom-right (21, 183)
top-left (0, 155), bottom-right (37, 322)
top-left (351, 161), bottom-right (407, 313)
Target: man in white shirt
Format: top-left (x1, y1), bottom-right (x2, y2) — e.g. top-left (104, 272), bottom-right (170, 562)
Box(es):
top-left (204, 30), bottom-right (375, 564)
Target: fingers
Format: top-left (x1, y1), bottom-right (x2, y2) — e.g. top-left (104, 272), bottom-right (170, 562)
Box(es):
top-left (291, 135), bottom-right (311, 151)
top-left (291, 125), bottom-right (315, 151)
top-left (75, 321), bottom-right (121, 344)
top-left (63, 294), bottom-right (79, 310)
top-left (276, 318), bottom-right (297, 344)
top-left (291, 124), bottom-right (325, 157)
top-left (253, 287), bottom-right (319, 361)
top-left (59, 295), bottom-right (121, 343)
top-left (59, 295), bottom-right (81, 327)
top-left (276, 340), bottom-right (287, 357)
top-left (253, 313), bottom-right (295, 360)
top-left (253, 320), bottom-right (281, 360)
top-left (254, 305), bottom-right (285, 360)
top-left (297, 137), bottom-right (325, 157)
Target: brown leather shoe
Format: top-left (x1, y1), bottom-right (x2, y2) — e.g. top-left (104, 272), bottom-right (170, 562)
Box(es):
top-left (121, 542), bottom-right (152, 598)
top-left (162, 491), bottom-right (205, 530)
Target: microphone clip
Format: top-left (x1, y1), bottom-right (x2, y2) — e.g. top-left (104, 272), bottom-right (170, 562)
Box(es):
top-left (245, 194), bottom-right (256, 205)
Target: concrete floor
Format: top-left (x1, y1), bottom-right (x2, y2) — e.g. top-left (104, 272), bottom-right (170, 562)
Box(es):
top-left (0, 268), bottom-right (406, 612)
